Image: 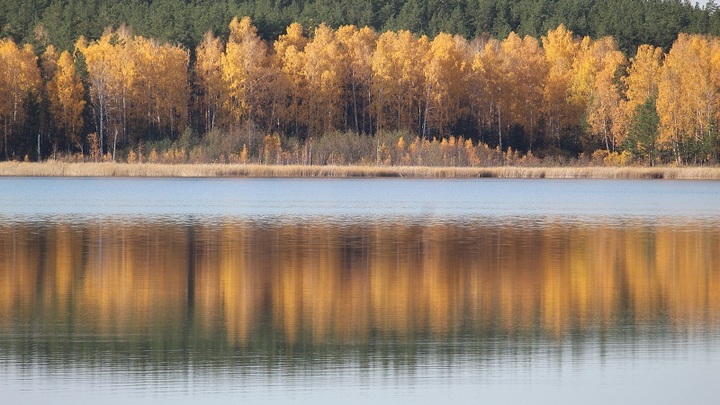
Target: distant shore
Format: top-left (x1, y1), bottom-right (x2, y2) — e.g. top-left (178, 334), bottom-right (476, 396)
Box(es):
top-left (1, 161), bottom-right (720, 180)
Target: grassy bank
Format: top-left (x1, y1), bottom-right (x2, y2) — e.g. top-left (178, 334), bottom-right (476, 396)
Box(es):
top-left (1, 161), bottom-right (720, 179)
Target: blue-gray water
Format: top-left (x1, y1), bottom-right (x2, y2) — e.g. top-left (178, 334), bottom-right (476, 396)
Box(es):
top-left (2, 177), bottom-right (719, 220)
top-left (1, 178), bottom-right (719, 404)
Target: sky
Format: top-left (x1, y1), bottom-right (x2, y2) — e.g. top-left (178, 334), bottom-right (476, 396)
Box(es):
top-left (697, 0), bottom-right (718, 8)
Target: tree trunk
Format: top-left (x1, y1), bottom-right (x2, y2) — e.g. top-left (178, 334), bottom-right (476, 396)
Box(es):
top-left (113, 127), bottom-right (118, 161)
top-left (352, 82), bottom-right (359, 134)
top-left (497, 104), bottom-right (503, 151)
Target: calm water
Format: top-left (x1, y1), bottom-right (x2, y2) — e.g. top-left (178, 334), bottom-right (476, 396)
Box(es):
top-left (1, 178), bottom-right (720, 404)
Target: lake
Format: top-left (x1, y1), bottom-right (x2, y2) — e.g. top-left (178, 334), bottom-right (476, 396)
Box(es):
top-left (1, 178), bottom-right (719, 404)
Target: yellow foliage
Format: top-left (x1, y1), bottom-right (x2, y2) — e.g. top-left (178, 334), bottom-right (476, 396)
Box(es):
top-left (80, 28), bottom-right (189, 157)
top-left (464, 138), bottom-right (480, 166)
top-left (149, 148), bottom-right (159, 163)
top-left (40, 44), bottom-right (59, 80)
top-left (222, 17), bottom-right (272, 126)
top-left (196, 31), bottom-right (225, 131)
top-left (580, 37), bottom-right (627, 150)
top-left (624, 45), bottom-right (663, 108)
top-left (424, 33), bottom-right (469, 135)
top-left (656, 34), bottom-right (720, 162)
top-left (371, 30), bottom-right (429, 133)
top-left (47, 51), bottom-right (85, 149)
top-left (541, 25), bottom-right (581, 138)
top-left (300, 23), bottom-right (345, 135)
top-left (240, 144), bottom-right (248, 163)
top-left (602, 150), bottom-right (632, 166)
top-left (263, 133), bottom-right (282, 164)
top-left (273, 22), bottom-right (309, 131)
top-left (471, 32), bottom-right (547, 147)
top-left (4, 20), bottom-right (720, 165)
top-left (591, 149), bottom-right (609, 165)
top-left (336, 25), bottom-right (377, 134)
top-left (0, 39), bottom-right (42, 157)
top-left (614, 45), bottom-right (664, 145)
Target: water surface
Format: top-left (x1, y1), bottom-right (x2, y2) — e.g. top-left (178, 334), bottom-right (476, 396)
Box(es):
top-left (1, 178), bottom-right (719, 404)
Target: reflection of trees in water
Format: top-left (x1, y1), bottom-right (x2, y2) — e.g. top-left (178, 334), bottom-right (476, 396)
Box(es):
top-left (0, 218), bottom-right (719, 367)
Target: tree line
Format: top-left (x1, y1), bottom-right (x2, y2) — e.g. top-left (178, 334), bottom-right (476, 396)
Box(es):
top-left (1, 17), bottom-right (720, 164)
top-left (2, 0), bottom-right (719, 54)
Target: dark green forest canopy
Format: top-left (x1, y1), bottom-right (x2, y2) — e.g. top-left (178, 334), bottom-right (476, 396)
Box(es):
top-left (1, 0), bottom-right (717, 53)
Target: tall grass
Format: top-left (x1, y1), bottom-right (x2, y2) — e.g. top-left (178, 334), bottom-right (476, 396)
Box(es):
top-left (1, 161), bottom-right (719, 179)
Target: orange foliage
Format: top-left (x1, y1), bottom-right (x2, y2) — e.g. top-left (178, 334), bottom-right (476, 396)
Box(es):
top-left (2, 221), bottom-right (719, 343)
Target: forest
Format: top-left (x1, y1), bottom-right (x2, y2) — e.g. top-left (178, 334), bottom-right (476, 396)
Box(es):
top-left (2, 0), bottom-right (718, 52)
top-left (1, 1), bottom-right (720, 165)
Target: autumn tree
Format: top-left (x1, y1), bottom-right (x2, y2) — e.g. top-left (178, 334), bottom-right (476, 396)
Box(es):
top-left (80, 27), bottom-right (138, 159)
top-left (221, 17), bottom-right (273, 128)
top-left (617, 44), bottom-right (663, 146)
top-left (336, 25), bottom-right (377, 134)
top-left (107, 26), bottom-right (136, 159)
top-left (470, 38), bottom-right (506, 148)
top-left (370, 30), bottom-right (397, 133)
top-left (371, 30), bottom-right (428, 134)
top-left (502, 34), bottom-right (547, 150)
top-left (301, 23), bottom-right (346, 136)
top-left (423, 33), bottom-right (469, 137)
top-left (576, 36), bottom-right (626, 151)
top-left (470, 33), bottom-right (547, 150)
top-left (195, 31), bottom-right (224, 132)
top-left (36, 44), bottom-right (59, 158)
top-left (0, 39), bottom-right (41, 159)
top-left (624, 45), bottom-right (663, 111)
top-left (273, 22), bottom-right (308, 136)
top-left (40, 44), bottom-right (58, 82)
top-left (47, 50), bottom-right (86, 153)
top-left (656, 34), bottom-right (720, 163)
top-left (541, 25), bottom-right (581, 145)
top-left (77, 32), bottom-right (116, 157)
top-left (132, 36), bottom-right (189, 140)
top-left (80, 27), bottom-right (189, 158)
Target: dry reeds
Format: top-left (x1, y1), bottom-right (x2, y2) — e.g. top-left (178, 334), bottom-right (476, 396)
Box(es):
top-left (1, 161), bottom-right (719, 179)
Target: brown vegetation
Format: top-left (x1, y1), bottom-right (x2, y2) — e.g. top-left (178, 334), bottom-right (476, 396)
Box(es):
top-left (1, 161), bottom-right (719, 179)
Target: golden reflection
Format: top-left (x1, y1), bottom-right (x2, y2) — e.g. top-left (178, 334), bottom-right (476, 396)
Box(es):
top-left (1, 220), bottom-right (719, 344)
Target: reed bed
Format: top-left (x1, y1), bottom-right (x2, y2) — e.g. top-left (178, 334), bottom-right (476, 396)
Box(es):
top-left (1, 161), bottom-right (720, 179)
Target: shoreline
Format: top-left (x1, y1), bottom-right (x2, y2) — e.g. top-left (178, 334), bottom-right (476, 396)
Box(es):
top-left (1, 161), bottom-right (720, 180)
